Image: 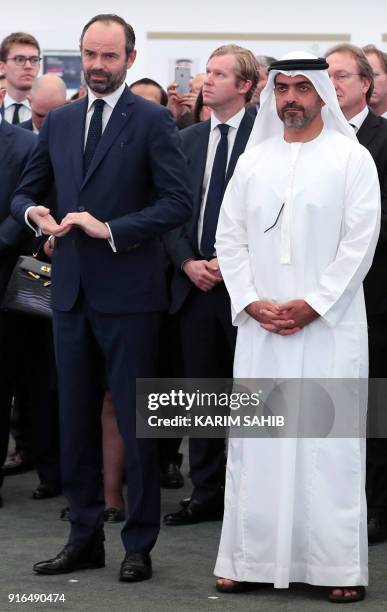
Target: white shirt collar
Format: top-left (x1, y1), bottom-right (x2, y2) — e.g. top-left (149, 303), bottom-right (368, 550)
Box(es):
top-left (348, 106), bottom-right (369, 131)
top-left (210, 107), bottom-right (245, 131)
top-left (87, 82), bottom-right (126, 112)
top-left (4, 92), bottom-right (31, 110)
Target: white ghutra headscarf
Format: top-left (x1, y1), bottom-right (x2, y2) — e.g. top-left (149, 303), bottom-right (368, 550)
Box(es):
top-left (245, 51), bottom-right (356, 264)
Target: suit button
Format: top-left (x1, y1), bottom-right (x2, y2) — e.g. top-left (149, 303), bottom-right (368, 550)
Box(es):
top-left (78, 206), bottom-right (85, 212)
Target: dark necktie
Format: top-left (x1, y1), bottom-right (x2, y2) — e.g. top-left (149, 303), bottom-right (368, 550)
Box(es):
top-left (200, 123), bottom-right (230, 258)
top-left (12, 103), bottom-right (22, 125)
top-left (84, 99), bottom-right (105, 174)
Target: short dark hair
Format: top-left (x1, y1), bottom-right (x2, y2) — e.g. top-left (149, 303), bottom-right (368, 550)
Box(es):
top-left (130, 77), bottom-right (168, 106)
top-left (325, 43), bottom-right (374, 103)
top-left (0, 32), bottom-right (40, 62)
top-left (80, 14), bottom-right (135, 59)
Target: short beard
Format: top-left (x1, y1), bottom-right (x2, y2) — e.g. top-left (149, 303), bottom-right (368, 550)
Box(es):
top-left (85, 64), bottom-right (127, 95)
top-left (283, 113), bottom-right (310, 129)
top-left (278, 103), bottom-right (321, 129)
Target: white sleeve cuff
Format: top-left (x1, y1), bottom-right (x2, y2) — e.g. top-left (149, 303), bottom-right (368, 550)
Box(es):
top-left (105, 222), bottom-right (117, 253)
top-left (25, 206), bottom-right (42, 237)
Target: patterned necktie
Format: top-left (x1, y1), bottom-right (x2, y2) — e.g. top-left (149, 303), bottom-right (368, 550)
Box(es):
top-left (84, 99), bottom-right (105, 174)
top-left (12, 103), bottom-right (22, 125)
top-left (200, 123), bottom-right (230, 258)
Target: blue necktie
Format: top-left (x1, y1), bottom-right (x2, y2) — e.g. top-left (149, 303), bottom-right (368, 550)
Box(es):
top-left (200, 123), bottom-right (230, 258)
top-left (84, 99), bottom-right (105, 174)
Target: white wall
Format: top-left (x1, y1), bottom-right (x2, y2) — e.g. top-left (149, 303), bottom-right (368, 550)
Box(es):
top-left (2, 0), bottom-right (387, 87)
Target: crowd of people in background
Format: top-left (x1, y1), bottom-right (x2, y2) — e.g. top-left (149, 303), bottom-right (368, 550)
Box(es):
top-left (1, 13), bottom-right (387, 601)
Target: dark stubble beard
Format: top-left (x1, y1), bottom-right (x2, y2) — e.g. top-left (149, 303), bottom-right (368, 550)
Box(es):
top-left (84, 63), bottom-right (127, 95)
top-left (278, 102), bottom-right (321, 129)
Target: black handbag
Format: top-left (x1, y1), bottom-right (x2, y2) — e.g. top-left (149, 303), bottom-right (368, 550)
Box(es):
top-left (1, 254), bottom-right (52, 319)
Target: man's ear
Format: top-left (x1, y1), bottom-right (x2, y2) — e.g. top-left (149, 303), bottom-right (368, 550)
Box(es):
top-left (361, 77), bottom-right (371, 97)
top-left (127, 50), bottom-right (137, 70)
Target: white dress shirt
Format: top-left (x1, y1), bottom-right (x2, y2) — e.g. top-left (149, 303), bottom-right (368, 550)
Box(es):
top-left (3, 93), bottom-right (31, 123)
top-left (197, 107), bottom-right (246, 251)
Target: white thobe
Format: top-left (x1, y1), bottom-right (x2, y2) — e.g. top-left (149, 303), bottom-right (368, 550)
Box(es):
top-left (214, 128), bottom-right (381, 588)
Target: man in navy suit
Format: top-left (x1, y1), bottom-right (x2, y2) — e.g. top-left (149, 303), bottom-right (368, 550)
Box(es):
top-left (11, 14), bottom-right (192, 582)
top-left (0, 83), bottom-right (37, 507)
top-left (163, 45), bottom-right (259, 525)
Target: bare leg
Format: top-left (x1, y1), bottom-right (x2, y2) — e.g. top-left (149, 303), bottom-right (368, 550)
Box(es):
top-left (101, 391), bottom-right (124, 510)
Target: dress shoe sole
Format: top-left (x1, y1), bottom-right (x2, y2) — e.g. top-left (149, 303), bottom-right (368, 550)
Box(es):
top-left (160, 481), bottom-right (184, 489)
top-left (119, 571), bottom-right (152, 583)
top-left (33, 560), bottom-right (105, 575)
top-left (32, 491), bottom-right (61, 500)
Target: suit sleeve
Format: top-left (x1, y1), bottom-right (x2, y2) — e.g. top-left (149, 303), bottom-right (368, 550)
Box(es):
top-left (0, 131), bottom-right (38, 251)
top-left (106, 108), bottom-right (193, 252)
top-left (10, 113), bottom-right (55, 226)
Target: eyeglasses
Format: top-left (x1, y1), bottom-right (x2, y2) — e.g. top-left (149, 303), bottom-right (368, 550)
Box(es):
top-left (329, 72), bottom-right (361, 83)
top-left (6, 55), bottom-right (41, 67)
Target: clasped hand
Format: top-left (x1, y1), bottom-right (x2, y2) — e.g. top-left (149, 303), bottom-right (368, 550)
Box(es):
top-left (183, 258), bottom-right (223, 292)
top-left (245, 299), bottom-right (319, 336)
top-left (28, 206), bottom-right (110, 240)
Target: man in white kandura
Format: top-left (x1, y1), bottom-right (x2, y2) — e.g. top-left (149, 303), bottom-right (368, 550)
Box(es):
top-left (214, 51), bottom-right (381, 604)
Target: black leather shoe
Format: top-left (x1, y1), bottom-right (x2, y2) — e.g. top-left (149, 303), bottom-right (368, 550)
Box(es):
top-left (164, 499), bottom-right (223, 525)
top-left (3, 450), bottom-right (34, 475)
top-left (59, 506), bottom-right (70, 521)
top-left (32, 482), bottom-right (61, 500)
top-left (160, 453), bottom-right (184, 489)
top-left (119, 552), bottom-right (152, 582)
top-left (368, 516), bottom-right (387, 544)
top-left (104, 507), bottom-right (125, 523)
top-left (33, 532), bottom-right (105, 574)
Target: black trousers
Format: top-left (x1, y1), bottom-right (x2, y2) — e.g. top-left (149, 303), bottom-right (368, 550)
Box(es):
top-left (179, 283), bottom-right (236, 504)
top-left (53, 293), bottom-right (161, 552)
top-left (366, 314), bottom-right (387, 518)
top-left (0, 311), bottom-right (60, 489)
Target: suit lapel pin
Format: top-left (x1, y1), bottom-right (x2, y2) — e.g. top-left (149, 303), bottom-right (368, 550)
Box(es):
top-left (121, 112), bottom-right (127, 117)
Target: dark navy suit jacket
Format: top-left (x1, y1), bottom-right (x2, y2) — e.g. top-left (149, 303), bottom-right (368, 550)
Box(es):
top-left (164, 111), bottom-right (255, 314)
top-left (357, 110), bottom-right (387, 316)
top-left (0, 120), bottom-right (37, 296)
top-left (11, 87), bottom-right (192, 313)
top-left (19, 118), bottom-right (34, 132)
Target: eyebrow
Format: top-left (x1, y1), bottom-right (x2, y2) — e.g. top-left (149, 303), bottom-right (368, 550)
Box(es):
top-left (83, 48), bottom-right (119, 55)
top-left (275, 79), bottom-right (311, 86)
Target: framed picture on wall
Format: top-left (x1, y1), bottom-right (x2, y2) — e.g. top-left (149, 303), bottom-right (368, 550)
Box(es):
top-left (42, 51), bottom-right (82, 90)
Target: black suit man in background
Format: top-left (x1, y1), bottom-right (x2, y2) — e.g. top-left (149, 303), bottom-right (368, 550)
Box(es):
top-left (326, 43), bottom-right (387, 544)
top-left (163, 45), bottom-right (259, 526)
top-left (0, 83), bottom-right (37, 507)
top-left (20, 73), bottom-right (67, 133)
